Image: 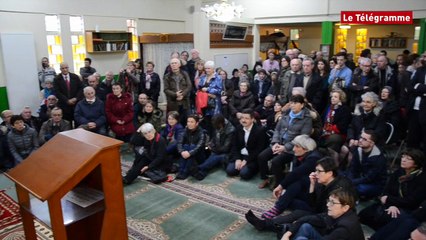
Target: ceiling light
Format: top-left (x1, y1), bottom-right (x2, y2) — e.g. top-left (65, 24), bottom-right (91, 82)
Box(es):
top-left (201, 0), bottom-right (244, 22)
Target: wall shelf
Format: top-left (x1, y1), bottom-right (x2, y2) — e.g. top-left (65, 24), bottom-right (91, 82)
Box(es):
top-left (85, 31), bottom-right (132, 53)
top-left (369, 37), bottom-right (407, 48)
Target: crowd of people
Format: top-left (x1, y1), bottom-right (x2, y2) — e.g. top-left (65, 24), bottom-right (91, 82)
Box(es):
top-left (1, 47), bottom-right (426, 239)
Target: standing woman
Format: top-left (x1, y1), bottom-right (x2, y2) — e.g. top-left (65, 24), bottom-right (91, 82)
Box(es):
top-left (198, 61), bottom-right (222, 134)
top-left (316, 59), bottom-right (330, 112)
top-left (219, 69), bottom-right (234, 119)
top-left (106, 83), bottom-right (135, 142)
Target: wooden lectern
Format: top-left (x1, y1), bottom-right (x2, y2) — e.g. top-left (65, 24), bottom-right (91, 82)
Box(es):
top-left (5, 129), bottom-right (128, 239)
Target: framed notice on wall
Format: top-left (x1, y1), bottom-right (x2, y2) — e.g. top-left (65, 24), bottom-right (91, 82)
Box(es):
top-left (320, 44), bottom-right (331, 61)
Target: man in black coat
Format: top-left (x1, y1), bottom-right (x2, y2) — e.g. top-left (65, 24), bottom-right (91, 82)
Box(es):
top-left (226, 109), bottom-right (267, 180)
top-left (54, 62), bottom-right (83, 122)
top-left (300, 58), bottom-right (324, 113)
top-left (407, 58), bottom-right (426, 154)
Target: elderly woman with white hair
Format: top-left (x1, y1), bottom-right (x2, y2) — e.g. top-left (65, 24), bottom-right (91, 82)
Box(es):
top-left (347, 91), bottom-right (385, 147)
top-left (122, 123), bottom-right (168, 185)
top-left (197, 60), bottom-right (223, 134)
top-left (259, 135), bottom-right (322, 219)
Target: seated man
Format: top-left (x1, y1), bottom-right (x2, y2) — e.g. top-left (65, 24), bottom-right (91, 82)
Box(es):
top-left (176, 114), bottom-right (206, 180)
top-left (195, 114), bottom-right (235, 180)
top-left (38, 107), bottom-right (71, 145)
top-left (21, 106), bottom-right (41, 132)
top-left (0, 110), bottom-right (14, 170)
top-left (38, 95), bottom-right (59, 123)
top-left (74, 86), bottom-right (107, 135)
top-left (254, 94), bottom-right (275, 126)
top-left (7, 115), bottom-right (39, 165)
top-left (226, 109), bottom-right (267, 180)
top-left (123, 123), bottom-right (167, 185)
top-left (347, 130), bottom-right (387, 198)
top-left (87, 74), bottom-right (107, 102)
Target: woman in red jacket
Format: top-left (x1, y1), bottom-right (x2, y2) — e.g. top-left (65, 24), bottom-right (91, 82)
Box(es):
top-left (106, 83), bottom-right (135, 142)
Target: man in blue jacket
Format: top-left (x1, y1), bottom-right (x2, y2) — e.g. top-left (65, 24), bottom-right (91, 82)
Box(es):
top-left (74, 86), bottom-right (107, 135)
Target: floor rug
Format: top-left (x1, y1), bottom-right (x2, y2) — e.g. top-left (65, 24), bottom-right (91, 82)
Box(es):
top-left (0, 190), bottom-right (21, 230)
top-left (0, 190), bottom-right (53, 239)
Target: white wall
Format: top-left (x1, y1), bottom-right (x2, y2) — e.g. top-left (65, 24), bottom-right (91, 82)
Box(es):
top-left (0, 0), bottom-right (192, 102)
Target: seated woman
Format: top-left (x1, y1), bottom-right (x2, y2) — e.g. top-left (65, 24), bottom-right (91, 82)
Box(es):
top-left (105, 83), bottom-right (135, 142)
top-left (280, 189), bottom-right (364, 240)
top-left (260, 135), bottom-right (322, 219)
top-left (228, 80), bottom-right (256, 126)
top-left (134, 99), bottom-right (162, 132)
top-left (257, 95), bottom-right (313, 189)
top-left (122, 123), bottom-right (167, 185)
top-left (196, 114), bottom-right (235, 180)
top-left (176, 115), bottom-right (206, 180)
top-left (246, 157), bottom-right (355, 232)
top-left (7, 115), bottom-right (39, 165)
top-left (359, 148), bottom-right (426, 230)
top-left (320, 89), bottom-right (352, 153)
top-left (266, 99), bottom-right (286, 132)
top-left (161, 111), bottom-right (184, 169)
top-left (379, 86), bottom-right (400, 143)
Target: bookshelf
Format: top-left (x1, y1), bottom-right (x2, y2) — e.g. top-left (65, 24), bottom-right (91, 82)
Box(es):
top-left (369, 37), bottom-right (407, 48)
top-left (85, 31), bottom-right (132, 53)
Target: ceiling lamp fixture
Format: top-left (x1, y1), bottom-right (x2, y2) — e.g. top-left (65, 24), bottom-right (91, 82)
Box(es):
top-left (201, 0), bottom-right (244, 22)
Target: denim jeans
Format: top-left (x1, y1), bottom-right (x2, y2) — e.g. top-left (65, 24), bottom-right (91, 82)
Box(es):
top-left (275, 178), bottom-right (311, 213)
top-left (292, 223), bottom-right (323, 240)
top-left (198, 153), bottom-right (226, 174)
top-left (226, 162), bottom-right (256, 180)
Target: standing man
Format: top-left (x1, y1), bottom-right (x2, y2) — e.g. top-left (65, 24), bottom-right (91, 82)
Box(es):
top-left (328, 52), bottom-right (353, 89)
top-left (38, 57), bottom-right (56, 90)
top-left (301, 58), bottom-right (323, 112)
top-left (54, 62), bottom-right (84, 123)
top-left (79, 58), bottom-right (97, 85)
top-left (164, 58), bottom-right (192, 124)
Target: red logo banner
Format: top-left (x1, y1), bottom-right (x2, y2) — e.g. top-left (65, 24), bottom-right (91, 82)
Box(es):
top-left (341, 11), bottom-right (413, 24)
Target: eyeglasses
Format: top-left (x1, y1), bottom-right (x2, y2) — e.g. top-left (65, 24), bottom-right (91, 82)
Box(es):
top-left (327, 199), bottom-right (342, 206)
top-left (315, 168), bottom-right (326, 173)
top-left (401, 154), bottom-right (414, 161)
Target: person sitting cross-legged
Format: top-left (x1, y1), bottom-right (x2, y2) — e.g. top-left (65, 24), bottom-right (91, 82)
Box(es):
top-left (194, 114), bottom-right (235, 180)
top-left (122, 123), bottom-right (167, 185)
top-left (176, 114), bottom-right (206, 180)
top-left (226, 109), bottom-right (267, 180)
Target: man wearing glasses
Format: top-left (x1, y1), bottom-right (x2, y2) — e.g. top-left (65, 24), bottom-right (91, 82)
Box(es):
top-left (347, 130), bottom-right (387, 199)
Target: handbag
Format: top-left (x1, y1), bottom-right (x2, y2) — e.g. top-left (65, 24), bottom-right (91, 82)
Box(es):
top-left (144, 169), bottom-right (167, 184)
top-left (207, 96), bottom-right (216, 108)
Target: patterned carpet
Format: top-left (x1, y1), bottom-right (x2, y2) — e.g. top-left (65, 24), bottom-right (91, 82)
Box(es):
top-left (121, 158), bottom-right (277, 240)
top-left (0, 190), bottom-right (54, 240)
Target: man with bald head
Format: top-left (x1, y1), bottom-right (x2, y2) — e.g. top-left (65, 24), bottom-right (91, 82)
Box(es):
top-left (53, 62), bottom-right (83, 122)
top-left (279, 58), bottom-right (302, 103)
top-left (74, 86), bottom-right (107, 135)
top-left (374, 55), bottom-right (396, 92)
top-left (164, 58), bottom-right (192, 121)
top-left (88, 74), bottom-right (107, 102)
